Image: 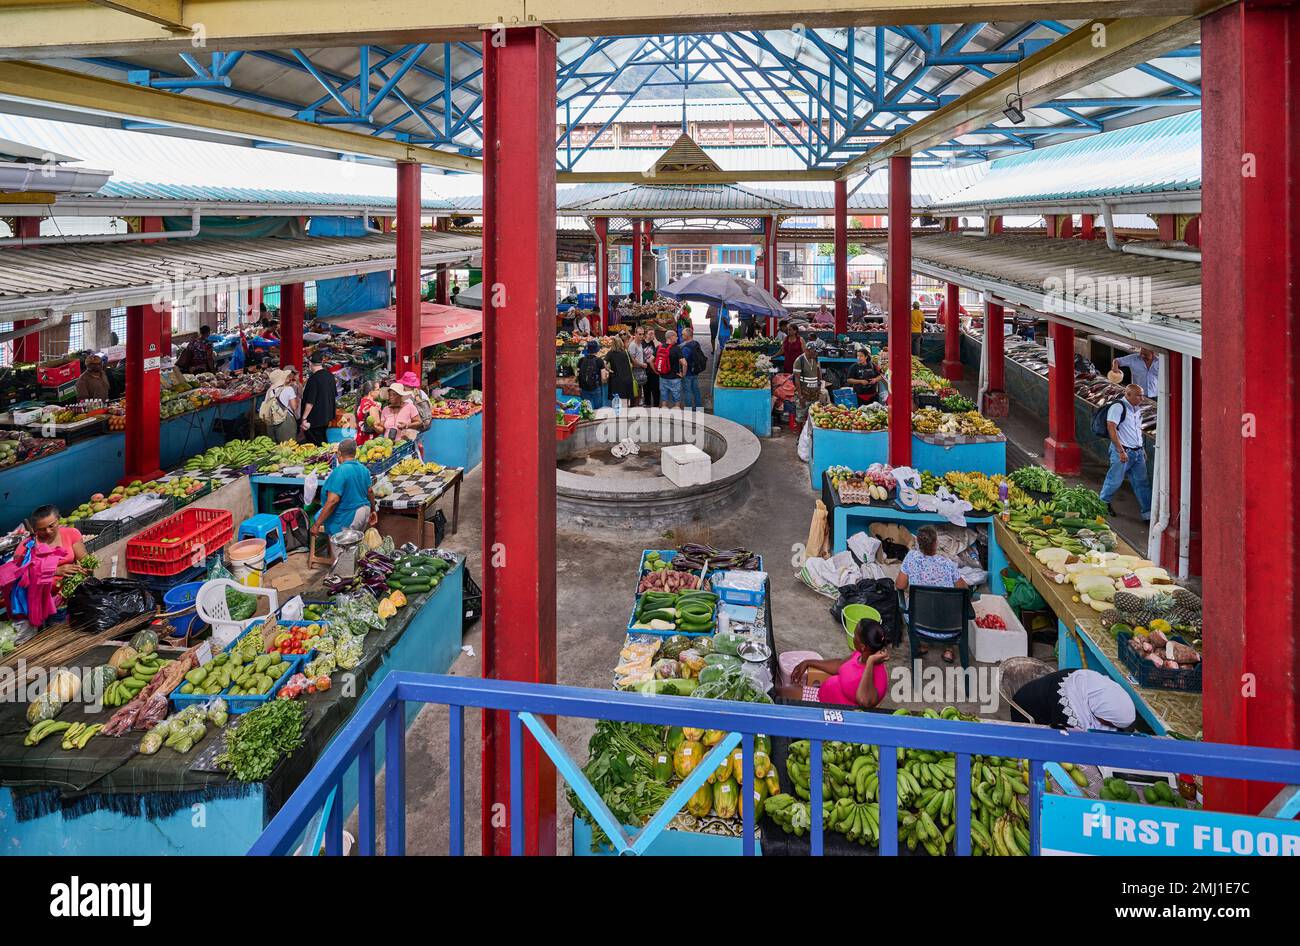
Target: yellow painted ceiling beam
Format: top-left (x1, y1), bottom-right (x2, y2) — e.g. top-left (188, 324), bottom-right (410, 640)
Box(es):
top-left (557, 169), bottom-right (839, 184)
top-left (0, 61), bottom-right (482, 172)
top-left (84, 0), bottom-right (187, 30)
top-left (838, 15), bottom-right (1203, 180)
top-left (0, 0), bottom-right (1217, 58)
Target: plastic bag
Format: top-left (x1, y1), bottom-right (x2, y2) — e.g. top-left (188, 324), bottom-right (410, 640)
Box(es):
top-left (334, 633), bottom-right (363, 671)
top-left (678, 649), bottom-right (706, 678)
top-left (207, 558), bottom-right (234, 582)
top-left (67, 578), bottom-right (157, 634)
top-left (0, 621), bottom-right (16, 655)
top-left (138, 730), bottom-right (164, 755)
top-left (206, 697), bottom-right (229, 729)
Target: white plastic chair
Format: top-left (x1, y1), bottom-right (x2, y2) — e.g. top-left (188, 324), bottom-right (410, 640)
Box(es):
top-left (195, 578), bottom-right (280, 650)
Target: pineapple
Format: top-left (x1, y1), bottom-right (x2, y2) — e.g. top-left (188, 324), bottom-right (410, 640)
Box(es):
top-left (1168, 587), bottom-right (1203, 626)
top-left (1098, 608), bottom-right (1123, 629)
top-left (1141, 591), bottom-right (1176, 625)
top-left (1112, 590), bottom-right (1148, 624)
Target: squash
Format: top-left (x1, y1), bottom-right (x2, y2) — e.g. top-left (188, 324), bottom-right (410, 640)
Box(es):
top-left (377, 597), bottom-right (397, 620)
top-left (362, 528), bottom-right (383, 551)
top-left (108, 644), bottom-right (138, 678)
top-left (49, 668), bottom-right (81, 703)
top-left (388, 590), bottom-right (407, 608)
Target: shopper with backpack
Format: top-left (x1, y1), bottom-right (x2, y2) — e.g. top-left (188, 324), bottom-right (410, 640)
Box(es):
top-left (577, 340), bottom-right (608, 410)
top-left (655, 330), bottom-right (683, 408)
top-left (680, 327), bottom-right (706, 410)
top-left (1095, 383), bottom-right (1151, 520)
top-left (260, 368), bottom-right (300, 443)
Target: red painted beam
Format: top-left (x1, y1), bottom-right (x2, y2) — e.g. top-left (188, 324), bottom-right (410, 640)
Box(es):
top-left (833, 179), bottom-right (848, 335)
top-left (280, 283), bottom-right (305, 373)
top-left (1184, 216), bottom-right (1200, 248)
top-left (395, 162), bottom-right (422, 378)
top-left (122, 303), bottom-right (163, 483)
top-left (1043, 322), bottom-right (1081, 474)
top-left (1080, 214), bottom-right (1096, 240)
top-left (941, 282), bottom-right (961, 381)
top-left (1189, 358), bottom-right (1202, 575)
top-left (989, 216), bottom-right (1003, 235)
top-left (435, 218), bottom-right (450, 305)
top-left (1159, 354), bottom-right (1183, 568)
top-left (593, 216), bottom-right (609, 334)
top-left (630, 218), bottom-right (642, 302)
top-left (985, 302), bottom-right (1005, 394)
top-left (1201, 0), bottom-right (1300, 813)
top-left (887, 156), bottom-right (911, 466)
top-left (1157, 213), bottom-right (1177, 242)
top-left (480, 24), bottom-right (558, 857)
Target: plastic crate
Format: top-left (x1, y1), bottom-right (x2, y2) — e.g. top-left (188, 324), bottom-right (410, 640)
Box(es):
top-left (556, 414), bottom-right (580, 441)
top-left (710, 570), bottom-right (767, 607)
top-left (1116, 632), bottom-right (1203, 693)
top-left (832, 387), bottom-right (857, 407)
top-left (627, 593), bottom-right (716, 638)
top-left (463, 570), bottom-right (482, 631)
top-left (168, 621), bottom-right (316, 714)
top-left (126, 507), bottom-right (234, 577)
top-left (638, 549), bottom-right (677, 576)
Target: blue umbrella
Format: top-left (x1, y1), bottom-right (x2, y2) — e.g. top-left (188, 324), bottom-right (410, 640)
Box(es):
top-left (658, 271), bottom-right (786, 319)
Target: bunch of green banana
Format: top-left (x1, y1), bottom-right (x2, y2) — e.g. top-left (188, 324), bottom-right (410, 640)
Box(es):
top-left (764, 793), bottom-right (810, 836)
top-left (826, 797), bottom-right (879, 845)
top-left (25, 719), bottom-right (72, 746)
top-left (59, 722), bottom-right (103, 750)
top-left (105, 653), bottom-right (170, 707)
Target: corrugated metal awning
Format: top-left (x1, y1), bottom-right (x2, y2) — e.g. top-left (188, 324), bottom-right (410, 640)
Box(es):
top-left (0, 231), bottom-right (480, 318)
top-left (870, 233), bottom-right (1201, 356)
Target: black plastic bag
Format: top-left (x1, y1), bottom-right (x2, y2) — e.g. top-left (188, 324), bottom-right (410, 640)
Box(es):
top-left (68, 578), bottom-right (157, 633)
top-left (831, 578), bottom-right (903, 645)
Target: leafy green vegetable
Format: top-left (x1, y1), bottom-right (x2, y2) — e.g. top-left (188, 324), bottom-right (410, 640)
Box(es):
top-left (1009, 465), bottom-right (1064, 494)
top-left (690, 664), bottom-right (774, 703)
top-left (1052, 485), bottom-right (1108, 519)
top-left (225, 586), bottom-right (258, 622)
top-left (566, 720), bottom-right (674, 852)
top-left (940, 394), bottom-right (976, 413)
top-left (216, 699), bottom-right (305, 782)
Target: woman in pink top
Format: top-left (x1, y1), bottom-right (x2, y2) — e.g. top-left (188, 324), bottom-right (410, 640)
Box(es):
top-left (379, 387), bottom-right (421, 442)
top-left (777, 619), bottom-right (891, 709)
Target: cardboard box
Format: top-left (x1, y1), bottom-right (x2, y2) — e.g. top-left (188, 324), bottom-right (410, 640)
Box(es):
top-left (970, 594), bottom-right (1028, 664)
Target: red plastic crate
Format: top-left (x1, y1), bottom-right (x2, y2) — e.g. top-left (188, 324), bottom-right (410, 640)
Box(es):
top-left (556, 414), bottom-right (580, 441)
top-left (126, 507), bottom-right (234, 577)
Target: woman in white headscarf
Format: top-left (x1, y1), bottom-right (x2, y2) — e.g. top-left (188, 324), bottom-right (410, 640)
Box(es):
top-left (1010, 668), bottom-right (1136, 731)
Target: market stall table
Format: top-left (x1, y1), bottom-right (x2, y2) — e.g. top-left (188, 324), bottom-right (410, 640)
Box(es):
top-left (993, 518), bottom-right (1202, 736)
top-left (712, 385), bottom-right (772, 437)
top-left (0, 556), bottom-right (465, 855)
top-left (376, 467), bottom-right (463, 547)
top-left (420, 410), bottom-right (483, 472)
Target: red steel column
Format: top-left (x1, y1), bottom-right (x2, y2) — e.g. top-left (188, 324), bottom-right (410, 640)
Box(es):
top-left (395, 161), bottom-right (422, 377)
top-left (435, 218), bottom-right (450, 305)
top-left (630, 219), bottom-right (642, 299)
top-left (1184, 216), bottom-right (1201, 248)
top-left (1080, 214), bottom-right (1096, 240)
top-left (989, 215), bottom-right (1003, 235)
top-left (593, 217), bottom-right (609, 334)
top-left (12, 217), bottom-right (42, 363)
top-left (1157, 213), bottom-right (1177, 242)
top-left (833, 178), bottom-right (848, 334)
top-left (123, 303), bottom-right (163, 482)
top-left (887, 156), bottom-right (911, 466)
top-left (480, 24), bottom-right (557, 856)
top-left (280, 283), bottom-right (305, 373)
top-left (1202, 0), bottom-right (1300, 812)
top-left (1043, 322), bottom-right (1081, 474)
top-left (941, 282), bottom-right (961, 381)
top-left (1189, 358), bottom-right (1201, 575)
top-left (1158, 353), bottom-right (1183, 567)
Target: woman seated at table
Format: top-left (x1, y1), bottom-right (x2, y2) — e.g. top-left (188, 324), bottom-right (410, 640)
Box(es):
top-left (1011, 668), bottom-right (1136, 732)
top-left (379, 385), bottom-right (422, 443)
top-left (895, 525), bottom-right (968, 664)
top-left (0, 505), bottom-right (92, 631)
top-left (776, 618), bottom-right (890, 710)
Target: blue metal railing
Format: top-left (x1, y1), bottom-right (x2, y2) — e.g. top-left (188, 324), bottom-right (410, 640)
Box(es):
top-left (250, 672), bottom-right (1300, 856)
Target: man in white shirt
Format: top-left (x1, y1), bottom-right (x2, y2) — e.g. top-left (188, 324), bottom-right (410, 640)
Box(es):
top-left (1112, 348), bottom-right (1159, 398)
top-left (1099, 384), bottom-right (1151, 521)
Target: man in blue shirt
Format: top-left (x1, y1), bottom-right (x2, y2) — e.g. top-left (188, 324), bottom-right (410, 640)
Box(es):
top-left (310, 439), bottom-right (376, 544)
top-left (679, 327), bottom-right (705, 410)
top-left (1111, 347), bottom-right (1159, 398)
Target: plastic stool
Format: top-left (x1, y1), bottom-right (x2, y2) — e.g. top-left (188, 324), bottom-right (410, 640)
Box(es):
top-left (237, 514), bottom-right (287, 567)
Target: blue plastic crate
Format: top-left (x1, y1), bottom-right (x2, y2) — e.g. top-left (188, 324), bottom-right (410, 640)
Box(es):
top-left (637, 549), bottom-right (677, 576)
top-left (709, 571), bottom-right (767, 607)
top-left (627, 593), bottom-right (717, 638)
top-left (167, 619), bottom-right (325, 714)
top-left (832, 387), bottom-right (857, 407)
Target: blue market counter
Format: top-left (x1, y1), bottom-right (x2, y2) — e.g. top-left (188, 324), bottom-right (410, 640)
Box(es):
top-left (0, 560), bottom-right (465, 855)
top-left (808, 426), bottom-right (1005, 490)
top-left (712, 385), bottom-right (771, 437)
top-left (0, 399), bottom-right (255, 532)
top-left (420, 411), bottom-right (482, 472)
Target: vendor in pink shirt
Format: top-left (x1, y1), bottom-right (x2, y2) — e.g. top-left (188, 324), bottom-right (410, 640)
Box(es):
top-left (777, 619), bottom-right (891, 709)
top-left (378, 385), bottom-right (422, 443)
top-left (0, 504), bottom-right (92, 629)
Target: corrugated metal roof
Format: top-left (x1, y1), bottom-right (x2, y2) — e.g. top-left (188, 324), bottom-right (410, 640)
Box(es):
top-left (930, 112), bottom-right (1201, 209)
top-left (0, 115), bottom-right (454, 210)
top-left (565, 145), bottom-right (806, 173)
top-left (0, 231), bottom-right (480, 317)
top-left (560, 182), bottom-right (794, 213)
top-left (866, 232), bottom-right (1200, 353)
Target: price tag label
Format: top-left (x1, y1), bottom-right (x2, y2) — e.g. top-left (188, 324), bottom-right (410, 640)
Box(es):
top-left (195, 642), bottom-right (213, 665)
top-left (1121, 573), bottom-right (1142, 588)
top-left (823, 709), bottom-right (844, 723)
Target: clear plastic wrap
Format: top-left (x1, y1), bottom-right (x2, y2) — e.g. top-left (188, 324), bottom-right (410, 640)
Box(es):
top-left (334, 633), bottom-right (363, 670)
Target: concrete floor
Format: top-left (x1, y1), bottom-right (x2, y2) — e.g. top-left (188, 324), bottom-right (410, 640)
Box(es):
top-left (358, 325), bottom-right (1090, 854)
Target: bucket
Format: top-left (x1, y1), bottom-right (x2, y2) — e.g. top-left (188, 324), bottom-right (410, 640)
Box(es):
top-left (162, 581), bottom-right (206, 637)
top-left (228, 538), bottom-right (267, 587)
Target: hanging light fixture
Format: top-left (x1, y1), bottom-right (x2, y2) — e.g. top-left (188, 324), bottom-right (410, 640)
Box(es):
top-left (1002, 42), bottom-right (1026, 124)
